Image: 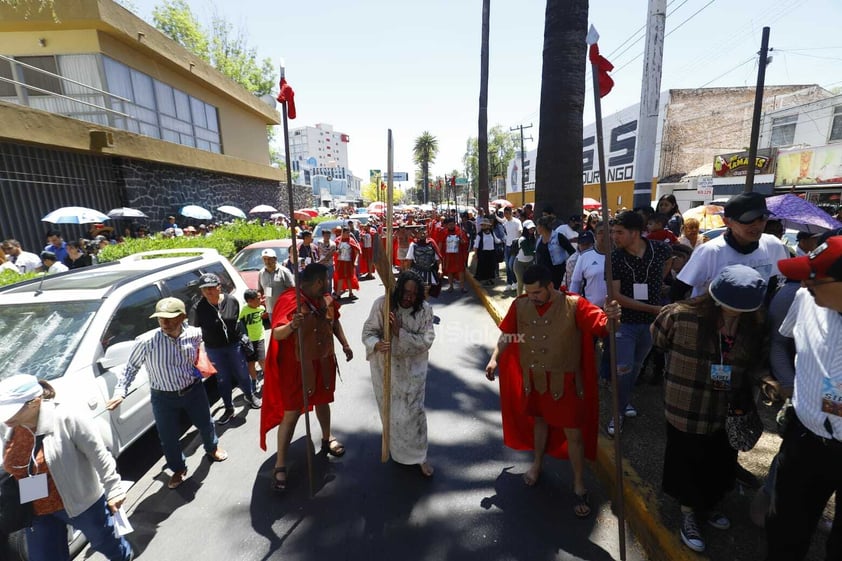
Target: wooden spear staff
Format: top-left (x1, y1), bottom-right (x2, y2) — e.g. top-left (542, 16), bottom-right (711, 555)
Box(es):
top-left (278, 61), bottom-right (315, 496)
top-left (588, 27), bottom-right (626, 560)
top-left (380, 129), bottom-right (395, 462)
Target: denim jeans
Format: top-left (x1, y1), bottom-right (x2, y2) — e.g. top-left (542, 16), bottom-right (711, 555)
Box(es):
top-left (614, 322), bottom-right (653, 413)
top-left (150, 381), bottom-right (218, 472)
top-left (504, 243), bottom-right (517, 285)
top-left (206, 342), bottom-right (254, 409)
top-left (27, 495), bottom-right (132, 561)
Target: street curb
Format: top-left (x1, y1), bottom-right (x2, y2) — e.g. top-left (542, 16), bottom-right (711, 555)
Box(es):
top-left (466, 270), bottom-right (707, 561)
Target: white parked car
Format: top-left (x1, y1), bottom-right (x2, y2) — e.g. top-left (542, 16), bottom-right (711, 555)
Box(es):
top-left (0, 248), bottom-right (247, 560)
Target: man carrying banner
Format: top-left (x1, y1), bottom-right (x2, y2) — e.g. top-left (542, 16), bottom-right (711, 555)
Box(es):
top-left (484, 264), bottom-right (620, 517)
top-left (259, 263), bottom-right (353, 492)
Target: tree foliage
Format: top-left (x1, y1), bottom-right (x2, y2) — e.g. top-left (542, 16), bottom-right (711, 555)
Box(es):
top-left (462, 125), bottom-right (519, 203)
top-left (151, 0), bottom-right (275, 97)
top-left (413, 131), bottom-right (439, 203)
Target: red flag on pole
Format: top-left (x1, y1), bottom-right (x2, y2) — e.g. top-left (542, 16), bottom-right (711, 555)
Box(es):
top-left (276, 77), bottom-right (296, 119)
top-left (586, 26), bottom-right (614, 98)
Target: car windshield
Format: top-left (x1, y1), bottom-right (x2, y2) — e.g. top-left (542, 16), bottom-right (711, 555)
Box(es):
top-left (0, 301), bottom-right (100, 382)
top-left (231, 247), bottom-right (290, 272)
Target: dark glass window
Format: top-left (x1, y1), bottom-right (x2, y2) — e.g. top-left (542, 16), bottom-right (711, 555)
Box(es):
top-left (18, 55), bottom-right (62, 96)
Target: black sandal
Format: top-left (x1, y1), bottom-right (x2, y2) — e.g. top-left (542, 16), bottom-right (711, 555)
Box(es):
top-left (573, 491), bottom-right (591, 518)
top-left (321, 438), bottom-right (346, 457)
top-left (272, 466), bottom-right (287, 492)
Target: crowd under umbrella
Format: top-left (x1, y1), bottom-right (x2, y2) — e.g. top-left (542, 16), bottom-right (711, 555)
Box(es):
top-left (106, 207), bottom-right (148, 219)
top-left (765, 193), bottom-right (842, 234)
top-left (249, 204), bottom-right (278, 214)
top-left (41, 206), bottom-right (110, 224)
top-left (179, 205), bottom-right (213, 221)
top-left (217, 205), bottom-right (247, 219)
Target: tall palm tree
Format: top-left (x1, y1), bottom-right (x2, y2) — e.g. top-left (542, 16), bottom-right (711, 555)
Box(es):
top-left (413, 132), bottom-right (439, 204)
top-left (477, 0), bottom-right (490, 213)
top-left (535, 0), bottom-right (588, 218)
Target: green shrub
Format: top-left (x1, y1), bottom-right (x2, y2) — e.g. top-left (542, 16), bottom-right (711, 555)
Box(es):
top-left (0, 269), bottom-right (38, 288)
top-left (98, 222), bottom-right (290, 263)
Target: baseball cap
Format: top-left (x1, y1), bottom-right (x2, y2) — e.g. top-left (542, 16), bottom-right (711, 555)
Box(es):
top-left (261, 248), bottom-right (277, 258)
top-left (0, 374), bottom-right (43, 422)
top-left (577, 231), bottom-right (595, 244)
top-left (198, 273), bottom-right (221, 288)
top-left (796, 231), bottom-right (819, 241)
top-left (522, 220), bottom-right (536, 230)
top-left (724, 192), bottom-right (773, 223)
top-left (149, 297), bottom-right (187, 318)
top-left (778, 236), bottom-right (842, 281)
top-left (708, 264), bottom-right (767, 311)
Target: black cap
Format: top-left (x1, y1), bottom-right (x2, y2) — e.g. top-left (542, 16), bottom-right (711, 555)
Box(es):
top-left (796, 231), bottom-right (819, 241)
top-left (198, 273), bottom-right (221, 288)
top-left (724, 192), bottom-right (772, 223)
top-left (40, 250), bottom-right (57, 261)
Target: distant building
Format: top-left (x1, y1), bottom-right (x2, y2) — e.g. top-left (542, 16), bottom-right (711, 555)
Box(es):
top-left (288, 122), bottom-right (360, 205)
top-left (504, 85), bottom-right (833, 210)
top-left (0, 0), bottom-right (310, 251)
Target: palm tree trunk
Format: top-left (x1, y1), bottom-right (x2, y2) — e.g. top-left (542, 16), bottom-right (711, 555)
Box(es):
top-left (477, 0), bottom-right (490, 213)
top-left (423, 162), bottom-right (429, 204)
top-left (535, 0), bottom-right (588, 218)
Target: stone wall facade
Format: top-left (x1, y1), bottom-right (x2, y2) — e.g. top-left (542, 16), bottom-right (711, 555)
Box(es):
top-left (117, 159), bottom-right (312, 227)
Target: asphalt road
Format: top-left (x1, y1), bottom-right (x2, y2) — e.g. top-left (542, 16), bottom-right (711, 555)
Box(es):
top-left (83, 276), bottom-right (646, 561)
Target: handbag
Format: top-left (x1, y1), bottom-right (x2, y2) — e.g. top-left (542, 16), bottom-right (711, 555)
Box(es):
top-left (0, 472), bottom-right (32, 534)
top-left (195, 342), bottom-right (217, 378)
top-left (725, 389), bottom-right (764, 452)
top-left (0, 435), bottom-right (43, 534)
top-left (494, 244), bottom-right (504, 263)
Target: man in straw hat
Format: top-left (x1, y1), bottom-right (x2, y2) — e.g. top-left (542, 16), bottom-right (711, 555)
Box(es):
top-left (107, 297), bottom-right (228, 490)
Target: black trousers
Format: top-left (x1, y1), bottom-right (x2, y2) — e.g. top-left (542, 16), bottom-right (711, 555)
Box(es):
top-left (766, 410), bottom-right (842, 561)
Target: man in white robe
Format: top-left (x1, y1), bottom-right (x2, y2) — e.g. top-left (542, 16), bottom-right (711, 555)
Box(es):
top-left (362, 271), bottom-right (436, 476)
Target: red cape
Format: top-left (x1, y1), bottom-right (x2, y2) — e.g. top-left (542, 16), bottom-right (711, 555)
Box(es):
top-left (496, 294), bottom-right (608, 460)
top-left (333, 236), bottom-right (361, 291)
top-left (259, 288), bottom-right (340, 450)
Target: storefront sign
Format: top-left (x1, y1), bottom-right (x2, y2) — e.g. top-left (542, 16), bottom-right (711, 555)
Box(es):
top-left (713, 149), bottom-right (775, 177)
top-left (775, 145), bottom-right (842, 186)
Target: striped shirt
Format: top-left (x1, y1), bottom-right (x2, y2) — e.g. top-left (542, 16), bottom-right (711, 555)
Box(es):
top-left (115, 325), bottom-right (203, 396)
top-left (780, 287), bottom-right (842, 441)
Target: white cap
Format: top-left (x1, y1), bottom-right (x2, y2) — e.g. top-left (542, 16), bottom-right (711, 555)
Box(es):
top-left (522, 220), bottom-right (536, 229)
top-left (0, 374), bottom-right (43, 422)
top-left (261, 249), bottom-right (277, 258)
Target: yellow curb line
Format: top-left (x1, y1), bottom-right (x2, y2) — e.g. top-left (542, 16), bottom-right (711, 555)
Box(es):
top-left (467, 269), bottom-right (706, 561)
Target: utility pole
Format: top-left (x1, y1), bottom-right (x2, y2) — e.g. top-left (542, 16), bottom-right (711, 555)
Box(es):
top-left (510, 123), bottom-right (533, 206)
top-left (632, 0), bottom-right (666, 210)
top-left (745, 27), bottom-right (770, 193)
top-left (478, 0), bottom-right (490, 214)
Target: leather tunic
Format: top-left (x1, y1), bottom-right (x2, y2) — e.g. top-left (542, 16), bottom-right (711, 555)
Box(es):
top-left (516, 292), bottom-right (582, 400)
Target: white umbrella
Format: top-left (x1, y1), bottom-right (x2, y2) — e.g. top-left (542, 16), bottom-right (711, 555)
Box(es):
top-left (180, 205), bottom-right (213, 220)
top-left (107, 207), bottom-right (148, 219)
top-left (270, 212), bottom-right (289, 219)
top-left (217, 205), bottom-right (247, 219)
top-left (249, 204), bottom-right (278, 214)
top-left (42, 206), bottom-right (110, 224)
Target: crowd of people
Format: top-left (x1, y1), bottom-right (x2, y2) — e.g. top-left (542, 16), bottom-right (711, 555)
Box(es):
top-left (2, 192), bottom-right (842, 561)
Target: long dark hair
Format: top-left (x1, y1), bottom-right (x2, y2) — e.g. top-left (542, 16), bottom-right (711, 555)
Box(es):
top-left (391, 270), bottom-right (425, 316)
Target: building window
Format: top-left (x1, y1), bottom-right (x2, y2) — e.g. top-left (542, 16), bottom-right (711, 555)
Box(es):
top-left (0, 58), bottom-right (15, 97)
top-left (770, 115), bottom-right (797, 147)
top-left (830, 106), bottom-right (842, 142)
top-left (17, 55), bottom-right (62, 96)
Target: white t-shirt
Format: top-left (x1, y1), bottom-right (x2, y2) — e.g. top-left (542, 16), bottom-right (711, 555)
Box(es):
top-left (12, 251), bottom-right (42, 274)
top-left (569, 248), bottom-right (607, 308)
top-left (48, 262), bottom-right (69, 274)
top-left (780, 287), bottom-right (842, 441)
top-left (554, 224), bottom-right (579, 250)
top-left (677, 233), bottom-right (789, 297)
top-left (503, 217), bottom-right (522, 245)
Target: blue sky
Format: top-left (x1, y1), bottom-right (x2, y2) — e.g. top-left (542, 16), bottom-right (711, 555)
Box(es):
top-left (127, 0), bottom-right (842, 185)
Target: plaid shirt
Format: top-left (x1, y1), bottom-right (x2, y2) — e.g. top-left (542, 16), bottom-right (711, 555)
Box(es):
top-left (651, 302), bottom-right (769, 435)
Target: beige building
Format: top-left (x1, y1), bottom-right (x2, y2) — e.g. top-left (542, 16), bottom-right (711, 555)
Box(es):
top-left (0, 0), bottom-right (304, 251)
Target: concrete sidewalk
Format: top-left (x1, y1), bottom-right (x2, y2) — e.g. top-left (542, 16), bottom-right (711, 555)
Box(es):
top-left (463, 266), bottom-right (831, 561)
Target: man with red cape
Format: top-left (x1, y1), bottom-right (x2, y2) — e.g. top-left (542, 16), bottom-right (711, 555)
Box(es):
top-left (259, 263), bottom-right (354, 492)
top-left (333, 226), bottom-right (361, 298)
top-left (485, 264), bottom-right (620, 518)
top-left (435, 217), bottom-right (469, 293)
top-left (358, 220), bottom-right (376, 280)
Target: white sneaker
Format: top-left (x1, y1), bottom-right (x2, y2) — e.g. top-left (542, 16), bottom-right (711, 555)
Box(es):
top-left (624, 404), bottom-right (638, 418)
